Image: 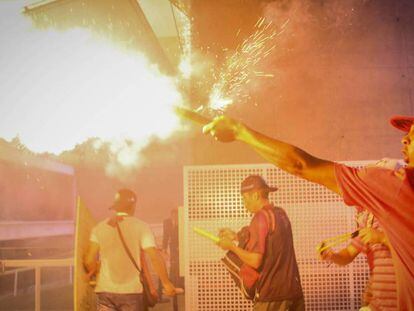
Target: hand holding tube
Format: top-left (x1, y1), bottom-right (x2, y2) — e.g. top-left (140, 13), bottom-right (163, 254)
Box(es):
top-left (203, 115), bottom-right (244, 143)
top-left (219, 228), bottom-right (238, 241)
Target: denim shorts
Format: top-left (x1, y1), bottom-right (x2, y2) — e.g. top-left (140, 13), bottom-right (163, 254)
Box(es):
top-left (96, 292), bottom-right (145, 311)
top-left (254, 297), bottom-right (305, 311)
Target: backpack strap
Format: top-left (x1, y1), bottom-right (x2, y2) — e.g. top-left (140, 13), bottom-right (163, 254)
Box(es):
top-left (115, 220), bottom-right (142, 273)
top-left (261, 207), bottom-right (276, 234)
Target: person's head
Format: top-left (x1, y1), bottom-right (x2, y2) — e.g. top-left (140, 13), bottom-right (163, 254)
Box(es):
top-left (110, 188), bottom-right (137, 214)
top-left (171, 207), bottom-right (179, 221)
top-left (240, 175), bottom-right (278, 213)
top-left (171, 207), bottom-right (178, 216)
top-left (390, 115), bottom-right (414, 167)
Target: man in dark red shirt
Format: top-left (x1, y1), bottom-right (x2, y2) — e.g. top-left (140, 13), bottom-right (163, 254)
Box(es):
top-left (217, 175), bottom-right (304, 310)
top-left (162, 207), bottom-right (182, 286)
top-left (203, 115), bottom-right (414, 310)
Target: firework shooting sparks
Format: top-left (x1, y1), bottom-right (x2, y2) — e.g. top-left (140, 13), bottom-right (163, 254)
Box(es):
top-left (208, 17), bottom-right (289, 112)
top-left (0, 0), bottom-right (287, 177)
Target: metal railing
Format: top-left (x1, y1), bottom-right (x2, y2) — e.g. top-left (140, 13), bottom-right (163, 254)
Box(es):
top-left (0, 258), bottom-right (73, 311)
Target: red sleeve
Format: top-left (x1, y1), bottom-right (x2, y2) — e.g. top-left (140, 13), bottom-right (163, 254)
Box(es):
top-left (334, 163), bottom-right (389, 214)
top-left (246, 211), bottom-right (269, 255)
top-left (334, 163), bottom-right (406, 222)
top-left (334, 163), bottom-right (368, 209)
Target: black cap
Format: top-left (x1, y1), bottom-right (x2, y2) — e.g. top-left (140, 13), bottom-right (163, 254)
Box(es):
top-left (109, 189), bottom-right (137, 210)
top-left (241, 175), bottom-right (278, 193)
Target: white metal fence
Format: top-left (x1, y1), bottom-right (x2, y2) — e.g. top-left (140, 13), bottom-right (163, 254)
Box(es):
top-left (183, 163), bottom-right (370, 311)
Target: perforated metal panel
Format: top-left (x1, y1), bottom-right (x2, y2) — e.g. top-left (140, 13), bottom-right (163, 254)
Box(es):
top-left (184, 163), bottom-right (370, 310)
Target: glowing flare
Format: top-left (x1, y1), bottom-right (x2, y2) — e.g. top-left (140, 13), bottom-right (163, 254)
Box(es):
top-left (0, 2), bottom-right (182, 162)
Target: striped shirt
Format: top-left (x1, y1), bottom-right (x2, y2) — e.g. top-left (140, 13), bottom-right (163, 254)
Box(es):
top-left (352, 211), bottom-right (397, 311)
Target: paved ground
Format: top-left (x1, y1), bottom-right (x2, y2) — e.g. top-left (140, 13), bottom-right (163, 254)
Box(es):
top-left (0, 285), bottom-right (185, 310)
top-left (0, 285), bottom-right (73, 310)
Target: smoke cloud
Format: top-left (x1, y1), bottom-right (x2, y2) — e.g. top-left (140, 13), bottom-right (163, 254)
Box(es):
top-left (0, 1), bottom-right (183, 178)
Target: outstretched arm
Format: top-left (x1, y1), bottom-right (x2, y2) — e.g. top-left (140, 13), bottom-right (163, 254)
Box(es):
top-left (203, 116), bottom-right (340, 194)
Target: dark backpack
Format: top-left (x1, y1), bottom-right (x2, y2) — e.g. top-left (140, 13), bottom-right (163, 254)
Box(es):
top-left (221, 208), bottom-right (275, 300)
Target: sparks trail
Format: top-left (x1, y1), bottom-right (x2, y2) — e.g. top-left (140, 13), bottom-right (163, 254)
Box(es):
top-left (209, 17), bottom-right (289, 111)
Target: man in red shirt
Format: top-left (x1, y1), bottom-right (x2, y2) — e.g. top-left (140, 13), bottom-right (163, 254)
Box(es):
top-left (217, 175), bottom-right (304, 310)
top-left (203, 115), bottom-right (414, 310)
top-left (318, 211), bottom-right (397, 310)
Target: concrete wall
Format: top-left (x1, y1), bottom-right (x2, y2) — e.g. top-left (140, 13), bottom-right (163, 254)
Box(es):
top-left (190, 0), bottom-right (414, 164)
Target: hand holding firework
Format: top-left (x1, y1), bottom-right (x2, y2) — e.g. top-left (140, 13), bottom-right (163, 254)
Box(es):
top-left (218, 227), bottom-right (238, 241)
top-left (316, 230), bottom-right (359, 254)
top-left (174, 106), bottom-right (240, 142)
top-left (202, 115), bottom-right (244, 143)
top-left (316, 242), bottom-right (335, 262)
